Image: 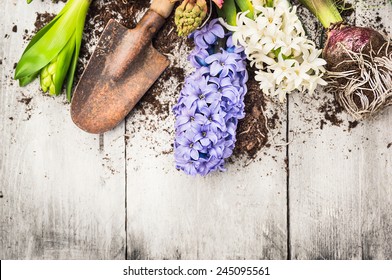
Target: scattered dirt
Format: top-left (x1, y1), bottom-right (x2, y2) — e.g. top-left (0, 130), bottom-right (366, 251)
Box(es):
top-left (318, 96), bottom-right (344, 127)
top-left (34, 12), bottom-right (56, 32)
top-left (388, 143), bottom-right (392, 149)
top-left (18, 96), bottom-right (33, 106)
top-left (17, 95), bottom-right (33, 121)
top-left (335, 0), bottom-right (354, 18)
top-left (77, 0), bottom-right (270, 160)
top-left (372, 11), bottom-right (387, 34)
top-left (319, 119), bottom-right (327, 130)
top-left (76, 1), bottom-right (145, 75)
top-left (348, 120), bottom-right (359, 131)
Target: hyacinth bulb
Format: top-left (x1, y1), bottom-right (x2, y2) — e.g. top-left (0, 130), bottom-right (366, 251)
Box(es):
top-left (298, 0), bottom-right (392, 119)
top-left (323, 24), bottom-right (392, 119)
top-left (324, 25), bottom-right (389, 72)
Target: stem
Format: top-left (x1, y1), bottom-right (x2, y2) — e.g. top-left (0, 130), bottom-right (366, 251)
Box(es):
top-left (235, 0), bottom-right (254, 19)
top-left (266, 0), bottom-right (274, 7)
top-left (298, 0), bottom-right (343, 28)
top-left (222, 0), bottom-right (237, 25)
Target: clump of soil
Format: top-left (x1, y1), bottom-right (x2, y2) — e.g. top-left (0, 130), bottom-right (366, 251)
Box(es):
top-left (233, 70), bottom-right (268, 158)
top-left (317, 95), bottom-right (364, 131)
top-left (17, 95), bottom-right (34, 121)
top-left (34, 12), bottom-right (56, 32)
top-left (318, 97), bottom-right (344, 127)
top-left (334, 0), bottom-right (354, 18)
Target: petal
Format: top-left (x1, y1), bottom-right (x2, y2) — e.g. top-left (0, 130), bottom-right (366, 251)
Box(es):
top-left (204, 33), bottom-right (217, 45)
top-left (209, 62), bottom-right (222, 76)
top-left (200, 138), bottom-right (211, 147)
top-left (176, 135), bottom-right (190, 146)
top-left (211, 24), bottom-right (225, 38)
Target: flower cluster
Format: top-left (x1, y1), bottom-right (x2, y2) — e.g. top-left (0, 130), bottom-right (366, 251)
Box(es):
top-left (173, 19), bottom-right (248, 176)
top-left (225, 0), bottom-right (327, 102)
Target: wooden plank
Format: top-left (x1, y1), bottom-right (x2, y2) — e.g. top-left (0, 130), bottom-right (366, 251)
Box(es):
top-left (125, 24), bottom-right (288, 259)
top-left (354, 0), bottom-right (392, 260)
top-left (289, 1), bottom-right (392, 259)
top-left (0, 1), bottom-right (126, 259)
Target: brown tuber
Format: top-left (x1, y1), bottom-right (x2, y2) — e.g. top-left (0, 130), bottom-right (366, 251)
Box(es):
top-left (323, 24), bottom-right (392, 119)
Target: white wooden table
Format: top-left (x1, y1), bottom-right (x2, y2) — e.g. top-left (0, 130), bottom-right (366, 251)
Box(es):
top-left (1, 0), bottom-right (391, 259)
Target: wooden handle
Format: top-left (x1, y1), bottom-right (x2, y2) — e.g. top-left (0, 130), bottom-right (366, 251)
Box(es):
top-left (151, 0), bottom-right (175, 18)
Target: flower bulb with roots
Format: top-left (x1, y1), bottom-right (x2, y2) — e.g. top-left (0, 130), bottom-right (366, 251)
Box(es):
top-left (324, 24), bottom-right (392, 120)
top-left (299, 0), bottom-right (392, 120)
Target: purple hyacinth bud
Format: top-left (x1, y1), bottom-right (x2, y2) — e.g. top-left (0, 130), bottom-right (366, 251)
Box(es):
top-left (190, 18), bottom-right (225, 49)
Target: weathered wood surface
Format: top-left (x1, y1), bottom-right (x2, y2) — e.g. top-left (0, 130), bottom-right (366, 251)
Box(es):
top-left (0, 1), bottom-right (126, 259)
top-left (289, 0), bottom-right (392, 260)
top-left (125, 55), bottom-right (288, 259)
top-left (0, 0), bottom-right (391, 260)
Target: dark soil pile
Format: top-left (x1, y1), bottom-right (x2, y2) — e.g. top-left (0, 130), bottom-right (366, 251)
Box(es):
top-left (233, 70), bottom-right (268, 158)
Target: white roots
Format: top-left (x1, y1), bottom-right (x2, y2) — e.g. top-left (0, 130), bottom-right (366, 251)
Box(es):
top-left (326, 41), bottom-right (392, 120)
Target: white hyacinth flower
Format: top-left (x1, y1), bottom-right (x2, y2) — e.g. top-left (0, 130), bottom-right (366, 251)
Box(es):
top-left (223, 0), bottom-right (327, 101)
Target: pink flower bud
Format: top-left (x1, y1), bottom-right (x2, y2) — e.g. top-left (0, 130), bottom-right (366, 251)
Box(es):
top-left (212, 0), bottom-right (224, 9)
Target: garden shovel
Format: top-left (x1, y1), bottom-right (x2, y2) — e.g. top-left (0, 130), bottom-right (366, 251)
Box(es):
top-left (71, 0), bottom-right (175, 134)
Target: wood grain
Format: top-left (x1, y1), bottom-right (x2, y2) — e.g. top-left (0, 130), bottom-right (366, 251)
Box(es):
top-left (125, 41), bottom-right (288, 259)
top-left (0, 1), bottom-right (126, 259)
top-left (289, 0), bottom-right (392, 260)
top-left (1, 0), bottom-right (391, 260)
top-left (355, 0), bottom-right (392, 260)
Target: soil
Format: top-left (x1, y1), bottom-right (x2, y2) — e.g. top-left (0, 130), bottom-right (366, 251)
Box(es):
top-left (318, 98), bottom-right (344, 127)
top-left (233, 70), bottom-right (268, 158)
top-left (34, 12), bottom-right (56, 31)
top-left (76, 0), bottom-right (270, 160)
top-left (335, 0), bottom-right (354, 18)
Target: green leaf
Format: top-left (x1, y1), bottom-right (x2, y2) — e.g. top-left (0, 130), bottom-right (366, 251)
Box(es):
top-left (16, 0), bottom-right (91, 98)
top-left (21, 8), bottom-right (67, 56)
top-left (66, 0), bottom-right (91, 100)
top-left (15, 0), bottom-right (80, 80)
top-left (53, 34), bottom-right (76, 95)
top-left (66, 48), bottom-right (78, 101)
top-left (298, 0), bottom-right (343, 28)
top-left (19, 71), bottom-right (39, 86)
top-left (222, 0), bottom-right (237, 26)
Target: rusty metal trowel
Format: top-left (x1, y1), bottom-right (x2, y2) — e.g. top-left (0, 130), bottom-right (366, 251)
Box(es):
top-left (71, 0), bottom-right (175, 134)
